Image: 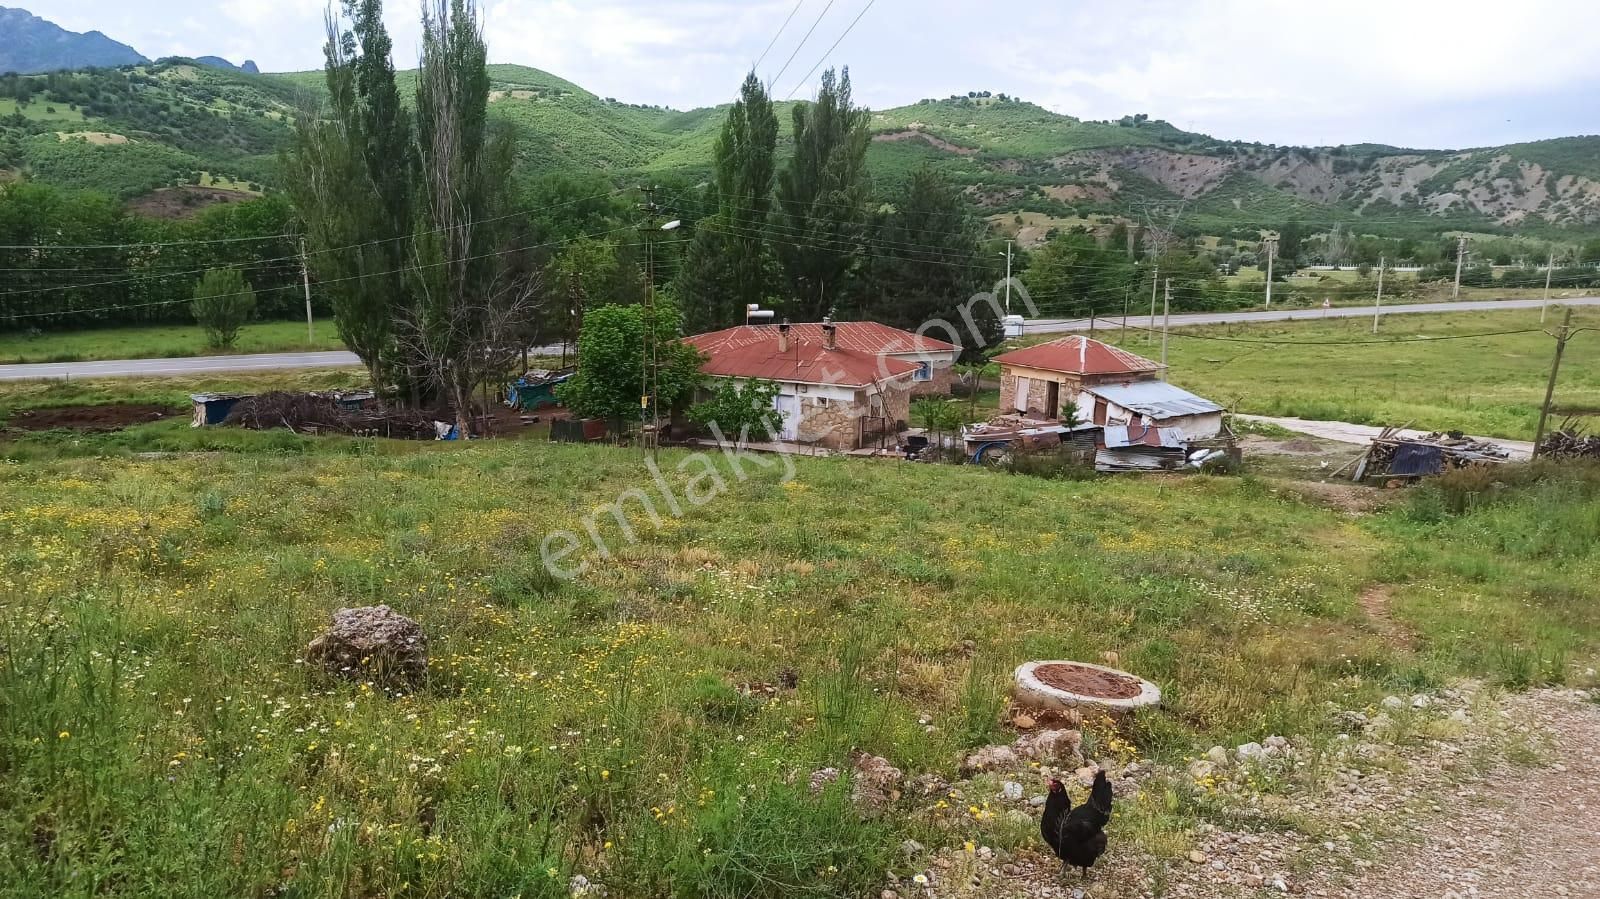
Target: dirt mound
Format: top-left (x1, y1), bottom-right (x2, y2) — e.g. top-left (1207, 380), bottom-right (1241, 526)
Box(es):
top-left (3, 404), bottom-right (175, 432)
top-left (1277, 437), bottom-right (1325, 453)
top-left (127, 186), bottom-right (252, 220)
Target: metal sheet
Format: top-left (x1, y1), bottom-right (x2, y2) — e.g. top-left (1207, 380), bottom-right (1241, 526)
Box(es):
top-left (1086, 381), bottom-right (1224, 418)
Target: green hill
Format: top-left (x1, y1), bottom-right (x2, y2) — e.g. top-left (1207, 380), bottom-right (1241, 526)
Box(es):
top-left (2, 60), bottom-right (1597, 241)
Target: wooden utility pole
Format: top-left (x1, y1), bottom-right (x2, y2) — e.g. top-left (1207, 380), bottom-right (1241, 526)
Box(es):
top-left (1542, 249), bottom-right (1555, 323)
top-left (1452, 235), bottom-right (1468, 300)
top-left (1263, 237), bottom-right (1276, 308)
top-left (1160, 278), bottom-right (1172, 380)
top-left (1532, 308), bottom-right (1574, 460)
top-left (299, 238), bottom-right (314, 343)
top-left (1372, 255), bottom-right (1385, 334)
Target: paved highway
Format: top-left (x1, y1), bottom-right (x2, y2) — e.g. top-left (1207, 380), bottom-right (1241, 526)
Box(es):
top-left (1023, 295), bottom-right (1598, 334)
top-left (0, 296), bottom-right (1592, 381)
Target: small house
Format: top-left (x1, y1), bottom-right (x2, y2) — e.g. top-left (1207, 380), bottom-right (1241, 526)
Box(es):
top-left (1077, 381), bottom-right (1225, 440)
top-left (684, 320), bottom-right (942, 450)
top-left (992, 336), bottom-right (1165, 419)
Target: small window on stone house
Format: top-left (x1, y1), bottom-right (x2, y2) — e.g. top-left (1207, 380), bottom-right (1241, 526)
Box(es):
top-left (914, 361), bottom-right (933, 381)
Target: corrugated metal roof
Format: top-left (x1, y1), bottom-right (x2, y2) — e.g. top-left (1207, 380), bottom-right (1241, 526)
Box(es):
top-left (1086, 381), bottom-right (1224, 419)
top-left (1102, 424), bottom-right (1187, 448)
top-left (992, 336), bottom-right (1164, 375)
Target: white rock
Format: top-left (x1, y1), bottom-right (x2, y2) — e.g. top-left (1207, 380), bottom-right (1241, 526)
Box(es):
top-left (1411, 694), bottom-right (1432, 709)
top-left (1236, 742), bottom-right (1266, 762)
top-left (1001, 781), bottom-right (1024, 801)
top-left (1206, 745), bottom-right (1229, 766)
top-left (1381, 695), bottom-right (1405, 710)
top-left (1450, 708), bottom-right (1470, 723)
top-left (1264, 735), bottom-right (1290, 751)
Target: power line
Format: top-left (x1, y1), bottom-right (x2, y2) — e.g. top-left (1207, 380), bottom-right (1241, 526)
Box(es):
top-left (0, 223), bottom-right (641, 320)
top-left (752, 0), bottom-right (807, 72)
top-left (767, 0), bottom-right (835, 89)
top-left (0, 232), bottom-right (296, 252)
top-left (783, 0), bottom-right (876, 100)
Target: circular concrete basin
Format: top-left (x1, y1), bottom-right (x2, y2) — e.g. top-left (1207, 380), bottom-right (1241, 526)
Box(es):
top-left (1014, 660), bottom-right (1161, 714)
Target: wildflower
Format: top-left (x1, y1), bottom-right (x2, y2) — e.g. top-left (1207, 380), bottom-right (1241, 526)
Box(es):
top-left (57, 731), bottom-right (69, 740)
top-left (913, 874), bottom-right (929, 885)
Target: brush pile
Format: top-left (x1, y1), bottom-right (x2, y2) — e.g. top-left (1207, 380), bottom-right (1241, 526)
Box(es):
top-left (1537, 425), bottom-right (1600, 460)
top-left (225, 392), bottom-right (443, 440)
top-left (1356, 428), bottom-right (1511, 480)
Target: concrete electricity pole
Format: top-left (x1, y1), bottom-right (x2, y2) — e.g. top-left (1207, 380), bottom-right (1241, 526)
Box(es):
top-left (1147, 266), bottom-right (1159, 344)
top-left (1002, 239), bottom-right (1014, 316)
top-left (1532, 308), bottom-right (1575, 459)
top-left (297, 238), bottom-right (312, 342)
top-left (1542, 249), bottom-right (1555, 323)
top-left (1263, 237), bottom-right (1276, 308)
top-left (1160, 278), bottom-right (1172, 379)
top-left (1372, 255), bottom-right (1385, 334)
top-left (1452, 235), bottom-right (1468, 300)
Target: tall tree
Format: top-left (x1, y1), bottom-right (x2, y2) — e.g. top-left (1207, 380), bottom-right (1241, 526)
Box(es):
top-left (403, 0), bottom-right (539, 432)
top-left (678, 73), bottom-right (778, 333)
top-left (283, 0), bottom-right (415, 391)
top-left (859, 166), bottom-right (990, 352)
top-left (775, 67), bottom-right (869, 321)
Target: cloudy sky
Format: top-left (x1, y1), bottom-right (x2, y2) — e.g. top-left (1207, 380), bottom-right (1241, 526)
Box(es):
top-left (24, 0), bottom-right (1600, 149)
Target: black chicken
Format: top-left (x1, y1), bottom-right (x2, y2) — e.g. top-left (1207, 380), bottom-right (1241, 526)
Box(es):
top-left (1040, 771), bottom-right (1113, 877)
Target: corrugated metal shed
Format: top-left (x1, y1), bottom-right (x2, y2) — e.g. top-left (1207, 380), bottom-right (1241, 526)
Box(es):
top-left (1086, 381), bottom-right (1224, 419)
top-left (1102, 424), bottom-right (1187, 449)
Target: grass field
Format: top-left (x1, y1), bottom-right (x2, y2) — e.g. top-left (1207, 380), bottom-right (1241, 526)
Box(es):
top-left (0, 319), bottom-right (345, 364)
top-left (0, 415), bottom-right (1595, 896)
top-left (1074, 307), bottom-right (1600, 440)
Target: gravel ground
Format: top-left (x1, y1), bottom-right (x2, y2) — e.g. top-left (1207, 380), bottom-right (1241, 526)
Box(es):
top-left (889, 687), bottom-right (1600, 899)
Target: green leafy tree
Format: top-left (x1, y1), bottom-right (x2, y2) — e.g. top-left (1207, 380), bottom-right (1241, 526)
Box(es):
top-left (283, 0), bottom-right (416, 392)
top-left (1025, 231), bottom-right (1135, 318)
top-left (190, 267), bottom-right (256, 348)
top-left (858, 166), bottom-right (992, 356)
top-left (775, 67), bottom-right (869, 320)
top-left (557, 298), bottom-right (704, 426)
top-left (403, 0), bottom-right (539, 434)
top-left (691, 72), bottom-right (779, 330)
top-left (689, 378), bottom-right (784, 441)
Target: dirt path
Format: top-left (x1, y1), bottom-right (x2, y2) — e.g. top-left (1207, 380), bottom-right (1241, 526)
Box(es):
top-left (1344, 690), bottom-right (1600, 898)
top-left (1237, 415), bottom-right (1535, 461)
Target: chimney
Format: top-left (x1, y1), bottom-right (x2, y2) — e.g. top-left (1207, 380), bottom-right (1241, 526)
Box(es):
top-left (778, 320), bottom-right (790, 354)
top-left (821, 315), bottom-right (837, 351)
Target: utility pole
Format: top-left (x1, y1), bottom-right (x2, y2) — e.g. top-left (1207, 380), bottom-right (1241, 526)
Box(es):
top-left (638, 185), bottom-right (661, 458)
top-left (1372, 255), bottom-right (1385, 334)
top-left (300, 238), bottom-right (315, 342)
top-left (1088, 309), bottom-right (1096, 342)
top-left (1542, 249), bottom-right (1555, 323)
top-left (1452, 235), bottom-right (1468, 301)
top-left (1148, 266), bottom-right (1159, 344)
top-left (1263, 237), bottom-right (1276, 308)
top-left (1002, 239), bottom-right (1014, 316)
top-left (1532, 308), bottom-right (1574, 460)
top-left (1160, 278), bottom-right (1172, 380)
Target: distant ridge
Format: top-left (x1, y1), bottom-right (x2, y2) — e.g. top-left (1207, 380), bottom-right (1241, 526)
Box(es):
top-left (0, 6), bottom-right (146, 74)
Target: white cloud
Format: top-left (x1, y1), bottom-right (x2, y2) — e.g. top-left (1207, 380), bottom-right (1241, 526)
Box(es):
top-left (16, 0), bottom-right (1600, 146)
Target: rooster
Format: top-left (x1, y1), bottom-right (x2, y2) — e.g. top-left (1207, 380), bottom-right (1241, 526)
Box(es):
top-left (1040, 771), bottom-right (1113, 877)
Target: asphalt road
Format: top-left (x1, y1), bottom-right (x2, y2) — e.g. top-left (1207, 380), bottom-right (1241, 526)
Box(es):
top-left (0, 296), bottom-right (1592, 382)
top-left (1023, 295), bottom-right (1598, 334)
top-left (1236, 414), bottom-right (1535, 461)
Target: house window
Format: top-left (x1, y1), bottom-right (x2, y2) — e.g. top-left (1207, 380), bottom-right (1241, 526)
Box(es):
top-left (914, 361), bottom-right (933, 382)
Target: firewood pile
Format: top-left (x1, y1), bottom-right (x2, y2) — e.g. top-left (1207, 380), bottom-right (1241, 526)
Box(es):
top-left (1354, 428), bottom-right (1510, 480)
top-left (1537, 424), bottom-right (1600, 460)
top-left (225, 392), bottom-right (443, 440)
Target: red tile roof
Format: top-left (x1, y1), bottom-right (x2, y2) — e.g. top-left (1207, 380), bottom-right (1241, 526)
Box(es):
top-left (682, 329), bottom-right (920, 388)
top-left (992, 335), bottom-right (1164, 376)
top-left (689, 321), bottom-right (958, 357)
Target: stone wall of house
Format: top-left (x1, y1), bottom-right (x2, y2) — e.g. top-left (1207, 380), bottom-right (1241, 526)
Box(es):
top-left (798, 395), bottom-right (865, 450)
top-left (909, 363), bottom-right (957, 398)
top-left (998, 368), bottom-right (1073, 418)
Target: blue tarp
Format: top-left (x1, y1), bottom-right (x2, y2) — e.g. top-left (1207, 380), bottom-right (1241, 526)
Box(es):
top-left (1388, 442), bottom-right (1445, 477)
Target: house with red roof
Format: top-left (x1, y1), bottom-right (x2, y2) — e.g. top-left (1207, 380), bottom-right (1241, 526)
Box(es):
top-left (992, 335), bottom-right (1166, 420)
top-left (683, 320), bottom-right (959, 449)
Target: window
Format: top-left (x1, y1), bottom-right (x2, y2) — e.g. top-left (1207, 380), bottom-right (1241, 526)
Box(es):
top-left (914, 361), bottom-right (933, 382)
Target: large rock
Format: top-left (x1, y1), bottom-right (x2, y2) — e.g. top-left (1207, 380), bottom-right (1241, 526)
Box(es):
top-left (305, 605), bottom-right (428, 688)
top-left (849, 751), bottom-right (903, 811)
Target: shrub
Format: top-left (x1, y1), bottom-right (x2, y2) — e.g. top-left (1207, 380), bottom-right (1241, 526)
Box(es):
top-left (190, 267), bottom-right (256, 348)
